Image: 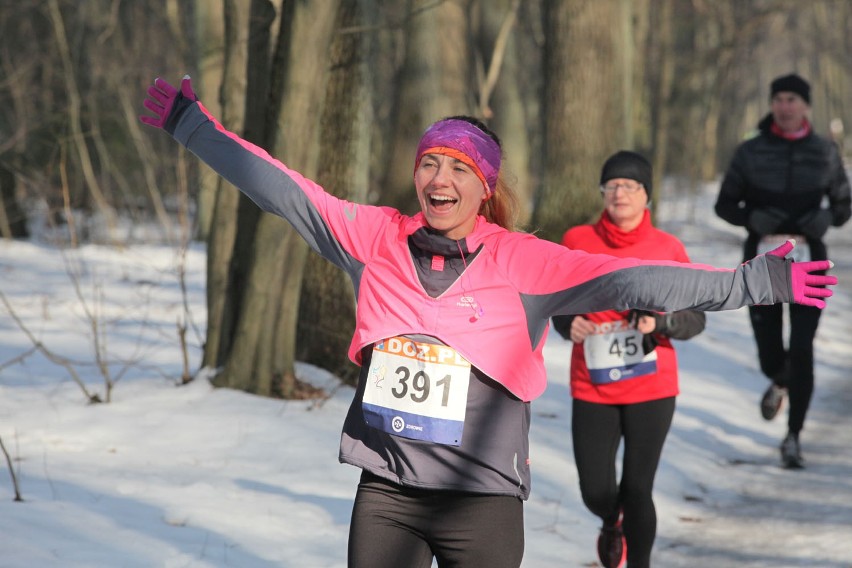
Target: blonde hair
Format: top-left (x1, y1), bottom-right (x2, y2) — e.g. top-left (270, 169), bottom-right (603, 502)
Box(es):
top-left (480, 170), bottom-right (520, 232)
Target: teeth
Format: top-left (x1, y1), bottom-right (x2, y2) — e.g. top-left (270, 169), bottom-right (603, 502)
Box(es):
top-left (431, 195), bottom-right (455, 202)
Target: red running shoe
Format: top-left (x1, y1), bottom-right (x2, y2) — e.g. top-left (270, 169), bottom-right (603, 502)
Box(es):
top-left (596, 514), bottom-right (626, 568)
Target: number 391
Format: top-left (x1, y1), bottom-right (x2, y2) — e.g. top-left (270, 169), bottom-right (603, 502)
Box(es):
top-left (391, 367), bottom-right (452, 406)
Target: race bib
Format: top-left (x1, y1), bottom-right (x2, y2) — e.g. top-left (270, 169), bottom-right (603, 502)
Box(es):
top-left (583, 322), bottom-right (657, 385)
top-left (757, 234), bottom-right (810, 263)
top-left (362, 336), bottom-right (471, 446)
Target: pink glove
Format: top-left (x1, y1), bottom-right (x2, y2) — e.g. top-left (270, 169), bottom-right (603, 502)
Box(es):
top-left (766, 239), bottom-right (837, 309)
top-left (140, 75), bottom-right (197, 132)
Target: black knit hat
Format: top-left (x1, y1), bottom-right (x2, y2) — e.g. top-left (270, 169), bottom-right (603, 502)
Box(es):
top-left (770, 73), bottom-right (810, 104)
top-left (599, 151), bottom-right (652, 199)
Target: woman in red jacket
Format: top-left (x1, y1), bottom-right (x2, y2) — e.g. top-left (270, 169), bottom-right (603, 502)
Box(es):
top-left (553, 151), bottom-right (705, 568)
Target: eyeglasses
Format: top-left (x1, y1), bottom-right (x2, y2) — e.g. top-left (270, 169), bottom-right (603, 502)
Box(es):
top-left (600, 182), bottom-right (643, 194)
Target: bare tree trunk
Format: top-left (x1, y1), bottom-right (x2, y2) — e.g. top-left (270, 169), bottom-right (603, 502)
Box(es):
top-left (533, 0), bottom-right (626, 242)
top-left (202, 0), bottom-right (251, 372)
top-left (698, 5), bottom-right (737, 182)
top-left (0, 164), bottom-right (28, 239)
top-left (47, 0), bottom-right (116, 239)
top-left (194, 0), bottom-right (228, 241)
top-left (381, 1), bottom-right (474, 212)
top-left (794, 2), bottom-right (852, 137)
top-left (649, 0), bottom-right (674, 199)
top-left (213, 0), bottom-right (339, 396)
top-left (297, 0), bottom-right (374, 387)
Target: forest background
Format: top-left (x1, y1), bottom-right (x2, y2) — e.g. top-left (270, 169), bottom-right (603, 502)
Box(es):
top-left (1, 0), bottom-right (851, 399)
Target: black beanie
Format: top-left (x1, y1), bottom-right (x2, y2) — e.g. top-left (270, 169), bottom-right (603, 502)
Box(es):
top-left (599, 151), bottom-right (652, 199)
top-left (770, 73), bottom-right (810, 104)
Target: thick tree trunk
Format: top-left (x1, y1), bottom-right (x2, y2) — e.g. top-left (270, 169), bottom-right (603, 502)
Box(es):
top-left (381, 1), bottom-right (473, 212)
top-left (212, 0), bottom-right (339, 396)
top-left (297, 0), bottom-right (374, 387)
top-left (0, 164), bottom-right (28, 239)
top-left (649, 0), bottom-right (674, 201)
top-left (533, 0), bottom-right (626, 242)
top-left (194, 0), bottom-right (227, 241)
top-left (202, 0), bottom-right (251, 372)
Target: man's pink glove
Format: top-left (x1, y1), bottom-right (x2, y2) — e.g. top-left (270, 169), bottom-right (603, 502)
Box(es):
top-left (767, 239), bottom-right (836, 308)
top-left (140, 75), bottom-right (197, 133)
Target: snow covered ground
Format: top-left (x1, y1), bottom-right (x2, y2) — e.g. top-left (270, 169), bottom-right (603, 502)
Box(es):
top-left (1, 185), bottom-right (850, 567)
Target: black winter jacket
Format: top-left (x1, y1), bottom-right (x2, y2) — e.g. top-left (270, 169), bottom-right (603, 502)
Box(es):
top-left (715, 113), bottom-right (851, 259)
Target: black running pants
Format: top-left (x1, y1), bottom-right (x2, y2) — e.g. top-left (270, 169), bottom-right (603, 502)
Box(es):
top-left (348, 472), bottom-right (524, 568)
top-left (572, 396), bottom-right (675, 568)
top-left (749, 302), bottom-right (821, 434)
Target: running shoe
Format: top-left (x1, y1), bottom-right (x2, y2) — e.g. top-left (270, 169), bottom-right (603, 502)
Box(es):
top-left (760, 383), bottom-right (786, 421)
top-left (596, 514), bottom-right (626, 568)
top-left (780, 432), bottom-right (804, 469)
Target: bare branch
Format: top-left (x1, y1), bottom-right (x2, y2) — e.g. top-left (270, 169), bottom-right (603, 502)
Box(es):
top-left (478, 0), bottom-right (521, 119)
top-left (57, 249), bottom-right (115, 401)
top-left (46, 0), bottom-right (117, 239)
top-left (0, 289), bottom-right (99, 403)
top-left (0, 434), bottom-right (23, 502)
top-left (177, 317), bottom-right (192, 384)
top-left (337, 0), bottom-right (447, 35)
top-left (57, 143), bottom-right (79, 248)
top-left (0, 345), bottom-right (40, 372)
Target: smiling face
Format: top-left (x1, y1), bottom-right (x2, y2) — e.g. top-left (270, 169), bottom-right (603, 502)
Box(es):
top-left (415, 153), bottom-right (489, 240)
top-left (771, 92), bottom-right (809, 133)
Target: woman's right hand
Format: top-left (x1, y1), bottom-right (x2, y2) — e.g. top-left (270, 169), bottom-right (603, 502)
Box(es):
top-left (140, 75), bottom-right (197, 133)
top-left (569, 315), bottom-right (595, 344)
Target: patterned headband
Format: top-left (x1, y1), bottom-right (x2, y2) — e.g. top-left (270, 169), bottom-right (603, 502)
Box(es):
top-left (414, 119), bottom-right (501, 194)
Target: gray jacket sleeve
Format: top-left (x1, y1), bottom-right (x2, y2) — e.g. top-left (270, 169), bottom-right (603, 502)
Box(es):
top-left (546, 253), bottom-right (795, 316)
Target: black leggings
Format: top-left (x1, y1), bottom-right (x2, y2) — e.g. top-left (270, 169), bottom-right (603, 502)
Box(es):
top-left (348, 472), bottom-right (524, 568)
top-left (572, 397), bottom-right (675, 568)
top-left (749, 302), bottom-right (821, 434)
top-left (744, 236), bottom-right (825, 435)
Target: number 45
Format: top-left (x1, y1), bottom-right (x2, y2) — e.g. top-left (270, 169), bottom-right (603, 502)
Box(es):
top-left (609, 336), bottom-right (638, 357)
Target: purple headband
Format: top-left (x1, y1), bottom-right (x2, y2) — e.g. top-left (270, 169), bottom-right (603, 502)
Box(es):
top-left (415, 119), bottom-right (501, 194)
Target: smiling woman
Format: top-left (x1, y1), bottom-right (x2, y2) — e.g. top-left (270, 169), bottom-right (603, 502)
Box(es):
top-left (415, 152), bottom-right (487, 239)
top-left (141, 75), bottom-right (837, 568)
top-left (413, 116), bottom-right (516, 239)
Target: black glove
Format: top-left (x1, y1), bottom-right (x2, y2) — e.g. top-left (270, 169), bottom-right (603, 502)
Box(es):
top-left (551, 314), bottom-right (575, 340)
top-left (795, 208), bottom-right (832, 240)
top-left (747, 207), bottom-right (787, 236)
top-left (628, 309), bottom-right (665, 332)
top-left (628, 308), bottom-right (708, 353)
top-left (628, 309), bottom-right (663, 354)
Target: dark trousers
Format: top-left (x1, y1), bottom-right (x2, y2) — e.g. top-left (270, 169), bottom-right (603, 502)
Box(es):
top-left (749, 303), bottom-right (821, 434)
top-left (572, 397), bottom-right (676, 568)
top-left (348, 471), bottom-right (524, 568)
